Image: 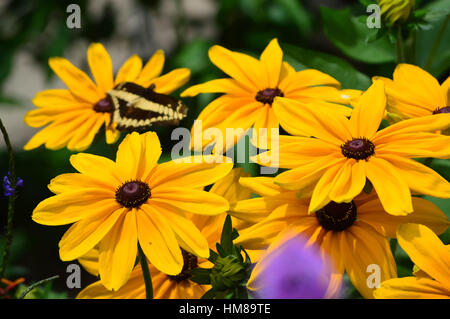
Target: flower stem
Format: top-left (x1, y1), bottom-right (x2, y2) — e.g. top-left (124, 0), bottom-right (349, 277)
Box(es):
top-left (425, 15), bottom-right (449, 70)
top-left (0, 118), bottom-right (17, 279)
top-left (138, 243), bottom-right (153, 299)
top-left (395, 25), bottom-right (406, 64)
top-left (19, 275), bottom-right (59, 299)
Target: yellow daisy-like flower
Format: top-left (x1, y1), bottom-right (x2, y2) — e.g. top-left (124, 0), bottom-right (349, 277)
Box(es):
top-left (181, 38), bottom-right (360, 151)
top-left (230, 177), bottom-right (449, 299)
top-left (375, 223), bottom-right (450, 299)
top-left (255, 80), bottom-right (450, 216)
top-left (373, 64), bottom-right (450, 123)
top-left (379, 0), bottom-right (415, 25)
top-left (24, 43), bottom-right (190, 151)
top-left (76, 168), bottom-right (257, 299)
top-left (32, 131), bottom-right (233, 291)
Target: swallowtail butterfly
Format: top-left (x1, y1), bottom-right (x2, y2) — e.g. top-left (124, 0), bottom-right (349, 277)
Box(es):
top-left (104, 82), bottom-right (188, 132)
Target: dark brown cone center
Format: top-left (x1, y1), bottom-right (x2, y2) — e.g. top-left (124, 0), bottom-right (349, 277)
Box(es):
top-left (168, 249), bottom-right (198, 282)
top-left (115, 181), bottom-right (150, 208)
top-left (315, 201), bottom-right (357, 231)
top-left (433, 106), bottom-right (450, 114)
top-left (255, 88), bottom-right (284, 105)
top-left (93, 96), bottom-right (114, 113)
top-left (341, 137), bottom-right (375, 160)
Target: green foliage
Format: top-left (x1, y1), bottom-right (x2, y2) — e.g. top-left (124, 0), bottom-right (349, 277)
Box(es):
top-left (320, 7), bottom-right (396, 64)
top-left (190, 215), bottom-right (252, 299)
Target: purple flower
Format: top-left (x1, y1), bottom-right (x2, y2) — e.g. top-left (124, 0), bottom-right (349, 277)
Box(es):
top-left (3, 172), bottom-right (23, 196)
top-left (255, 234), bottom-right (335, 299)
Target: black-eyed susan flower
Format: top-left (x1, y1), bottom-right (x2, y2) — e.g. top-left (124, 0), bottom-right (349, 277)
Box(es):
top-left (24, 43), bottom-right (190, 151)
top-left (379, 0), bottom-right (415, 25)
top-left (181, 38), bottom-right (360, 151)
top-left (374, 223), bottom-right (450, 299)
top-left (76, 168), bottom-right (258, 298)
top-left (255, 80), bottom-right (450, 215)
top-left (32, 131), bottom-right (233, 291)
top-left (230, 177), bottom-right (449, 299)
top-left (373, 64), bottom-right (450, 123)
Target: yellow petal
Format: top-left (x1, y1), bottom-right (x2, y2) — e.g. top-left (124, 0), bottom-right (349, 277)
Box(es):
top-left (259, 38), bottom-right (283, 88)
top-left (397, 223), bottom-right (450, 288)
top-left (208, 45), bottom-right (263, 91)
top-left (281, 69), bottom-right (341, 95)
top-left (364, 156), bottom-right (412, 216)
top-left (49, 57), bottom-right (101, 104)
top-left (150, 187), bottom-right (229, 216)
top-left (342, 222), bottom-right (397, 299)
top-left (48, 173), bottom-right (115, 194)
top-left (272, 97), bottom-right (351, 144)
top-left (137, 204), bottom-right (183, 275)
top-left (87, 43), bottom-right (114, 93)
top-left (209, 167), bottom-right (251, 203)
top-left (149, 156), bottom-right (233, 189)
top-left (329, 160), bottom-right (366, 203)
top-left (134, 49), bottom-right (165, 86)
top-left (320, 231), bottom-right (345, 298)
top-left (374, 276), bottom-right (450, 299)
top-left (377, 154), bottom-right (450, 198)
top-left (32, 191), bottom-right (117, 226)
top-left (70, 152), bottom-right (123, 185)
top-left (358, 197), bottom-right (449, 238)
top-left (348, 80), bottom-right (386, 139)
top-left (78, 248), bottom-right (100, 277)
top-left (181, 78), bottom-right (250, 97)
top-left (114, 54), bottom-right (143, 85)
top-left (58, 207), bottom-right (125, 261)
top-left (98, 209), bottom-right (138, 291)
top-left (150, 68), bottom-right (191, 94)
top-left (152, 202), bottom-right (209, 258)
top-left (238, 176), bottom-right (283, 197)
top-left (66, 113), bottom-right (106, 152)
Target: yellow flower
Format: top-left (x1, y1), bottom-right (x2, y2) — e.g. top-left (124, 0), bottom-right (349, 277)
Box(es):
top-left (181, 38), bottom-right (360, 151)
top-left (24, 43), bottom-right (190, 151)
top-left (374, 223), bottom-right (450, 299)
top-left (76, 168), bottom-right (258, 299)
top-left (379, 0), bottom-right (415, 25)
top-left (255, 81), bottom-right (450, 216)
top-left (230, 177), bottom-right (449, 299)
top-left (32, 131), bottom-right (233, 291)
top-left (374, 64), bottom-right (450, 123)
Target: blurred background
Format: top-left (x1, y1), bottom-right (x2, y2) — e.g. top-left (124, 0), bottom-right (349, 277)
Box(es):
top-left (0, 0), bottom-right (448, 298)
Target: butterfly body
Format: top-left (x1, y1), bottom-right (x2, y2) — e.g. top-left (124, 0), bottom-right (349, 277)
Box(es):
top-left (107, 82), bottom-right (188, 132)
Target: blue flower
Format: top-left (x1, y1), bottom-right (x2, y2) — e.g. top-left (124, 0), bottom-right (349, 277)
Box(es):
top-left (255, 234), bottom-right (335, 299)
top-left (3, 172), bottom-right (23, 197)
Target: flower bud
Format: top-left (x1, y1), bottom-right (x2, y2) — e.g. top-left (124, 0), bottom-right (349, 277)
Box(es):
top-left (378, 0), bottom-right (415, 25)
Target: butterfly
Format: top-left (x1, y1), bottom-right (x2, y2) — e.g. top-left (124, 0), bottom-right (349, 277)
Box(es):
top-left (106, 82), bottom-right (188, 132)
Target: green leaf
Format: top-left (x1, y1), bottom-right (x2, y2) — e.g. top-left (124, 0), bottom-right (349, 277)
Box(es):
top-left (220, 215), bottom-right (234, 255)
top-left (190, 268), bottom-right (212, 285)
top-left (281, 43), bottom-right (371, 90)
top-left (208, 249), bottom-right (219, 263)
top-left (429, 159), bottom-right (450, 182)
top-left (320, 7), bottom-right (396, 64)
top-left (201, 288), bottom-right (216, 299)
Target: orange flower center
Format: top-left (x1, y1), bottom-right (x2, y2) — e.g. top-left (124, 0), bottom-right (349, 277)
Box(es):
top-left (93, 96), bottom-right (114, 113)
top-left (432, 106), bottom-right (450, 114)
top-left (168, 249), bottom-right (198, 282)
top-left (255, 88), bottom-right (284, 105)
top-left (115, 181), bottom-right (150, 208)
top-left (315, 201), bottom-right (357, 231)
top-left (341, 137), bottom-right (375, 160)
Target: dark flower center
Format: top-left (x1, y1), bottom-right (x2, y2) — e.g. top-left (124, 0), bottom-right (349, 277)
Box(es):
top-left (255, 88), bottom-right (284, 105)
top-left (341, 137), bottom-right (375, 160)
top-left (315, 201), bottom-right (357, 231)
top-left (168, 249), bottom-right (198, 282)
top-left (93, 96), bottom-right (114, 113)
top-left (432, 106), bottom-right (450, 114)
top-left (115, 181), bottom-right (150, 208)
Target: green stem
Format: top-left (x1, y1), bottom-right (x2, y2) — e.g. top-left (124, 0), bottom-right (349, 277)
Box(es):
top-left (19, 275), bottom-right (59, 299)
top-left (396, 25), bottom-right (406, 64)
top-left (0, 118), bottom-right (17, 280)
top-left (138, 243), bottom-right (153, 299)
top-left (425, 15), bottom-right (449, 70)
